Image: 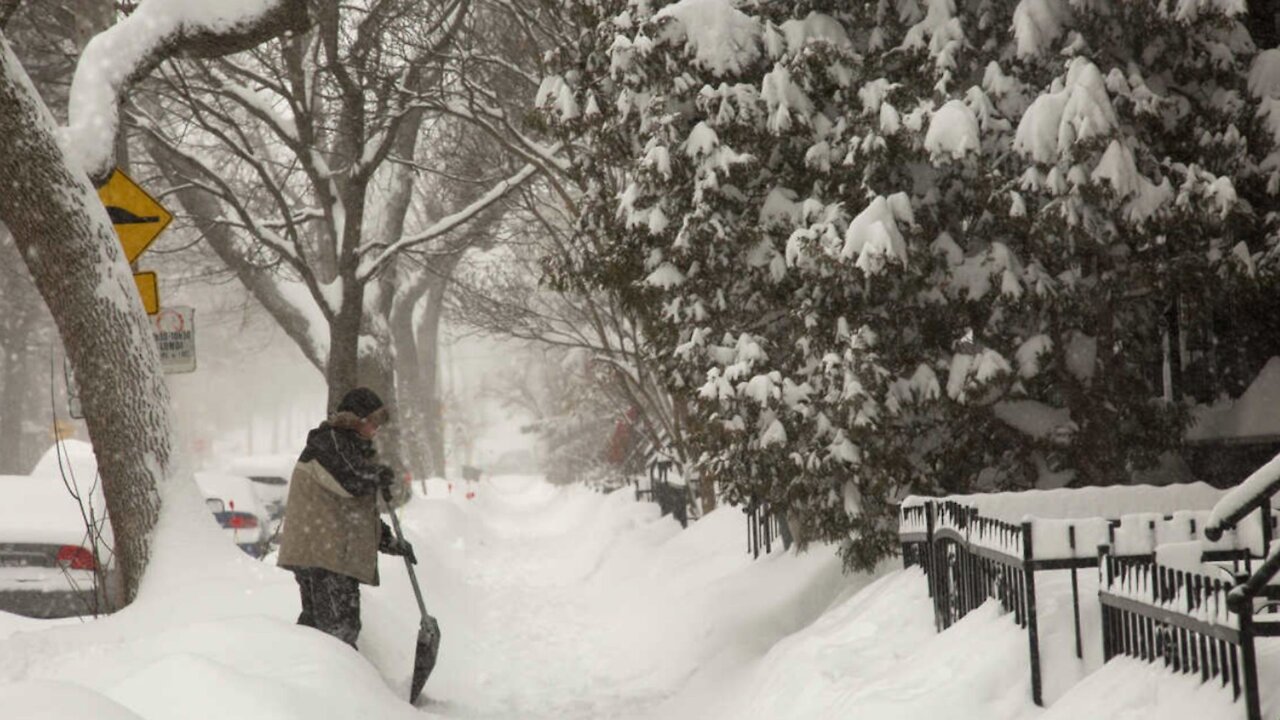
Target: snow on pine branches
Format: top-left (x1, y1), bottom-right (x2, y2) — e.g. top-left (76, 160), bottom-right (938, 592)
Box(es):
top-left (540, 0), bottom-right (1276, 570)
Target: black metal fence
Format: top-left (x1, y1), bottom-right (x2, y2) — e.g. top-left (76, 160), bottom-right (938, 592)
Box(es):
top-left (745, 502), bottom-right (790, 559)
top-left (902, 500), bottom-right (1053, 704)
top-left (1097, 546), bottom-right (1270, 719)
top-left (899, 498), bottom-right (1264, 708)
top-left (631, 460), bottom-right (691, 528)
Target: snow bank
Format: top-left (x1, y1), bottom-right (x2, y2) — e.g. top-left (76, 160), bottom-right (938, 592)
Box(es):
top-left (0, 474), bottom-right (451, 719)
top-left (0, 681), bottom-right (145, 720)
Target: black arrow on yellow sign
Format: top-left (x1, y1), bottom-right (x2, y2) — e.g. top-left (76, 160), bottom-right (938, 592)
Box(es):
top-left (105, 206), bottom-right (160, 225)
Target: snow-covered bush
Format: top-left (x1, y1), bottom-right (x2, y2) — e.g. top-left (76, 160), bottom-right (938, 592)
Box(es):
top-left (541, 0), bottom-right (1275, 569)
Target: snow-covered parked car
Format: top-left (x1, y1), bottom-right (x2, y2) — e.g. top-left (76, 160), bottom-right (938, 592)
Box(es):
top-left (225, 454), bottom-right (297, 521)
top-left (194, 472), bottom-right (272, 558)
top-left (1, 441), bottom-right (119, 618)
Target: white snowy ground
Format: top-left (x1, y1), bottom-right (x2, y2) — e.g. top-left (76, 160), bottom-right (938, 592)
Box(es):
top-left (0, 474), bottom-right (1264, 719)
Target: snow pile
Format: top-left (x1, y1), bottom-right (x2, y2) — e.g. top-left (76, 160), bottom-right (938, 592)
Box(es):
top-left (0, 475), bottom-right (436, 719)
top-left (662, 561), bottom-right (1249, 718)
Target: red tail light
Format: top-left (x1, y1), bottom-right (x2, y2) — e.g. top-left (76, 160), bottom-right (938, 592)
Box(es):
top-left (227, 513), bottom-right (258, 529)
top-left (56, 545), bottom-right (96, 571)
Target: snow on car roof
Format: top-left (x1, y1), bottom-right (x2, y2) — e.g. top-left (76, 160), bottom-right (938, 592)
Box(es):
top-left (0, 474), bottom-right (110, 547)
top-left (30, 439), bottom-right (99, 485)
top-left (225, 454), bottom-right (297, 479)
top-left (193, 472), bottom-right (268, 517)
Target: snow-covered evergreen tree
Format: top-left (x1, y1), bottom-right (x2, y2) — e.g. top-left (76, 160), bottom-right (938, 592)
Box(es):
top-left (543, 0), bottom-right (1275, 569)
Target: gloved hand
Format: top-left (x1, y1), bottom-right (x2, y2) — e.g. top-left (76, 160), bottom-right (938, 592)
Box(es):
top-left (384, 537), bottom-right (417, 565)
top-left (376, 465), bottom-right (397, 492)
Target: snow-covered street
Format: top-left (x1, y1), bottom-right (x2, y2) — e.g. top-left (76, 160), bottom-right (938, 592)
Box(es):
top-left (0, 473), bottom-right (1265, 719)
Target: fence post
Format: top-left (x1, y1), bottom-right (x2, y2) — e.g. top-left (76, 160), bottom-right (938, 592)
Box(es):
top-left (1022, 520), bottom-right (1043, 707)
top-left (1099, 544), bottom-right (1113, 661)
top-left (1069, 524), bottom-right (1082, 660)
top-left (931, 503), bottom-right (948, 632)
top-left (924, 502), bottom-right (936, 599)
top-left (1239, 598), bottom-right (1262, 720)
top-left (967, 507), bottom-right (980, 615)
top-left (750, 506), bottom-right (760, 559)
top-left (902, 506), bottom-right (912, 569)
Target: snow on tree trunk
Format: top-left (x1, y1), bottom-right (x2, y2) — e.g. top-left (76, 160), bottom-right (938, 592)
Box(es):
top-left (0, 35), bottom-right (171, 600)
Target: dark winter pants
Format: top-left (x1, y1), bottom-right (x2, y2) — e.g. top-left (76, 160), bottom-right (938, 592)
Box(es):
top-left (294, 567), bottom-right (361, 648)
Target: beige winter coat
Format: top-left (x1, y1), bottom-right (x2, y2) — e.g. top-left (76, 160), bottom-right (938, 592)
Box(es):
top-left (277, 459), bottom-right (383, 585)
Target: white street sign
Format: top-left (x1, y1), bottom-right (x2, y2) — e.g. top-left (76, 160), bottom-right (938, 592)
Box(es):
top-left (153, 306), bottom-right (196, 374)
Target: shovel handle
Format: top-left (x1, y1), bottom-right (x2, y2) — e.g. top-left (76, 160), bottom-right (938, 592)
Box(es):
top-left (379, 487), bottom-right (431, 622)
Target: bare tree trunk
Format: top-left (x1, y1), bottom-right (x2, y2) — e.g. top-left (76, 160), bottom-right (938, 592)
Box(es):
top-left (0, 36), bottom-right (172, 601)
top-left (326, 281), bottom-right (365, 410)
top-left (357, 339), bottom-right (406, 474)
top-left (0, 313), bottom-right (36, 474)
top-left (418, 257), bottom-right (462, 477)
top-left (390, 272), bottom-right (432, 477)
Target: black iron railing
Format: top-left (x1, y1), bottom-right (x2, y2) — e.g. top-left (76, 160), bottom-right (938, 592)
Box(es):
top-left (1097, 546), bottom-right (1265, 717)
top-left (745, 502), bottom-right (788, 559)
top-left (905, 500), bottom-right (1051, 704)
top-left (898, 497), bottom-right (1261, 708)
top-left (632, 460), bottom-right (691, 528)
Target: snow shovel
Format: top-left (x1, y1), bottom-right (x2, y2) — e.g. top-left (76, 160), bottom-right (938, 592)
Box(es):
top-left (380, 487), bottom-right (441, 704)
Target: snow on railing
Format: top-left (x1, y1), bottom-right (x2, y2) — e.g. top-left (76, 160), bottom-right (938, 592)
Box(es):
top-left (899, 499), bottom-right (1261, 563)
top-left (905, 481), bottom-right (1226, 525)
top-left (897, 486), bottom-right (1268, 710)
top-left (1100, 549), bottom-right (1237, 628)
top-left (1096, 546), bottom-right (1261, 717)
top-left (1206, 450), bottom-right (1280, 540)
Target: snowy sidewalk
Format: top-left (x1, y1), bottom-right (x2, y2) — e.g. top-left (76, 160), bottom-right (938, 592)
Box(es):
top-left (401, 476), bottom-right (850, 720)
top-left (430, 478), bottom-right (670, 718)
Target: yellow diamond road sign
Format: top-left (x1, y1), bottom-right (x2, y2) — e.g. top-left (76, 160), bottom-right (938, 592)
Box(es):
top-left (98, 168), bottom-right (170, 315)
top-left (97, 168), bottom-right (172, 264)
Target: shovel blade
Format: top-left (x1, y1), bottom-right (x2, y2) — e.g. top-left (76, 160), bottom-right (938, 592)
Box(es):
top-left (410, 614), bottom-right (442, 704)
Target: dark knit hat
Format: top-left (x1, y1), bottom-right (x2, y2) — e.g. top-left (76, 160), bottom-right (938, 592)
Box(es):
top-left (337, 387), bottom-right (389, 424)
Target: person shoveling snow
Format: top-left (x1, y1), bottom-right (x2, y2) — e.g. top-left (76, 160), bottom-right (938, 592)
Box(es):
top-left (277, 387), bottom-right (441, 701)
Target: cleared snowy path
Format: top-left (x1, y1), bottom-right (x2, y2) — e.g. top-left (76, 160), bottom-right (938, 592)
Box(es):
top-left (440, 479), bottom-right (665, 718)
top-left (399, 475), bottom-right (848, 720)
